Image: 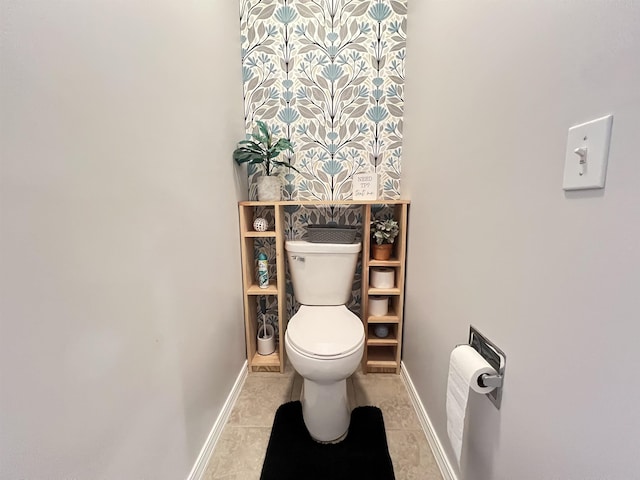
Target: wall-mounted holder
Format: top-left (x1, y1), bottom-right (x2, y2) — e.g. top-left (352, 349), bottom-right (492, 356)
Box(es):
top-left (468, 325), bottom-right (506, 409)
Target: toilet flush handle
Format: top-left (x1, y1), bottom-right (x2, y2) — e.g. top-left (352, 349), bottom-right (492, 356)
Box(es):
top-left (291, 255), bottom-right (305, 262)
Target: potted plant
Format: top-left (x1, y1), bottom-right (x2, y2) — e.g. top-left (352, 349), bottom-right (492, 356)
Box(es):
top-left (233, 120), bottom-right (297, 201)
top-left (370, 218), bottom-right (399, 260)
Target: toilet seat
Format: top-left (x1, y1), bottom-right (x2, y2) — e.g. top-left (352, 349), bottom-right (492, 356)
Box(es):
top-left (286, 305), bottom-right (364, 359)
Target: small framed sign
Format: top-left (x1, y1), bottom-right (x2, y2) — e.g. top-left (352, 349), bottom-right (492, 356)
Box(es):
top-left (352, 172), bottom-right (378, 200)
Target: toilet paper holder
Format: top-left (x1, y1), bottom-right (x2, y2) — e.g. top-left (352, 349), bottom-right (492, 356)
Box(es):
top-left (464, 325), bottom-right (506, 408)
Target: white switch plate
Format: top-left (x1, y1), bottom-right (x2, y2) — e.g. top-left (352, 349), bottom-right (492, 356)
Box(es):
top-left (562, 114), bottom-right (613, 190)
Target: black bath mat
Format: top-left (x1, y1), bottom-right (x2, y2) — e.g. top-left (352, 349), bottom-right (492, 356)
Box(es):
top-left (260, 401), bottom-right (395, 480)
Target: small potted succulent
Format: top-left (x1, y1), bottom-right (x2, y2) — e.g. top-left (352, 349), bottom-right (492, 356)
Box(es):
top-left (233, 121), bottom-right (297, 201)
top-left (370, 218), bottom-right (399, 260)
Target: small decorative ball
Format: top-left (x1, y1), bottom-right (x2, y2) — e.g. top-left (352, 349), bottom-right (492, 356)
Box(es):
top-left (253, 217), bottom-right (268, 232)
top-left (374, 325), bottom-right (389, 338)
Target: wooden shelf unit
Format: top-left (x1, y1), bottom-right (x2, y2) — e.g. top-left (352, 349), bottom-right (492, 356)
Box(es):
top-left (238, 203), bottom-right (286, 373)
top-left (238, 200), bottom-right (409, 374)
top-left (361, 202), bottom-right (408, 374)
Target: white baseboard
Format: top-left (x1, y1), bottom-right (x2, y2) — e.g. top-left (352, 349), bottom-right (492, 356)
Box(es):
top-left (186, 361), bottom-right (248, 480)
top-left (400, 362), bottom-right (457, 480)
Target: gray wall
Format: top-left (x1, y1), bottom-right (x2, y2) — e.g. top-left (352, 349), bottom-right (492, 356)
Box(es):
top-left (0, 1), bottom-right (246, 478)
top-left (402, 1), bottom-right (640, 479)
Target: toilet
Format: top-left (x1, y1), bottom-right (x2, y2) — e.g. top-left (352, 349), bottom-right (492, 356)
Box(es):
top-left (285, 240), bottom-right (365, 442)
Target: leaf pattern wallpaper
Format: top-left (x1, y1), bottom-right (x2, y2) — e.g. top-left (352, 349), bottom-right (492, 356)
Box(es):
top-left (239, 0), bottom-right (407, 202)
top-left (239, 1), bottom-right (407, 325)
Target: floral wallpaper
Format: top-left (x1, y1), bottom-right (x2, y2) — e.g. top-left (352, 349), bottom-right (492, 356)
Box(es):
top-left (239, 0), bottom-right (407, 201)
top-left (240, 1), bottom-right (407, 333)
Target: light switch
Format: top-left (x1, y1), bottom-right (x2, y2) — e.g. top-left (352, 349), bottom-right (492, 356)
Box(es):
top-left (562, 114), bottom-right (613, 191)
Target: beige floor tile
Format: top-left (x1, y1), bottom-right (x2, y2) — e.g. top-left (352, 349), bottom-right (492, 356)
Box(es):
top-left (203, 426), bottom-right (270, 480)
top-left (208, 369), bottom-right (443, 480)
top-left (387, 429), bottom-right (443, 480)
top-left (204, 474), bottom-right (254, 480)
top-left (228, 375), bottom-right (294, 427)
top-left (351, 373), bottom-right (421, 430)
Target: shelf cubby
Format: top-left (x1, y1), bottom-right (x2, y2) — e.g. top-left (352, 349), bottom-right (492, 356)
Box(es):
top-left (366, 346), bottom-right (399, 372)
top-left (367, 323), bottom-right (399, 346)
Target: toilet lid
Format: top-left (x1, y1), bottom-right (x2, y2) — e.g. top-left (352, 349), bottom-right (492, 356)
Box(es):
top-left (287, 305), bottom-right (364, 357)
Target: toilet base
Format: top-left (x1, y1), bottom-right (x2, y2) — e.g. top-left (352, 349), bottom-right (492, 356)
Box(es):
top-left (301, 378), bottom-right (350, 443)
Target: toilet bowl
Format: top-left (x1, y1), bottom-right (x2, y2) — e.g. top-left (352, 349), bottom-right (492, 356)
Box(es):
top-left (285, 305), bottom-right (365, 442)
top-left (284, 240), bottom-right (364, 442)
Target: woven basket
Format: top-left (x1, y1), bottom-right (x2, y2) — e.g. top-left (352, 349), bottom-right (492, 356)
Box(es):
top-left (307, 224), bottom-right (357, 244)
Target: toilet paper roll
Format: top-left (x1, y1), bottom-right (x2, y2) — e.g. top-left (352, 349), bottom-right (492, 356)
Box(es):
top-left (368, 296), bottom-right (389, 316)
top-left (370, 267), bottom-right (395, 289)
top-left (446, 345), bottom-right (497, 465)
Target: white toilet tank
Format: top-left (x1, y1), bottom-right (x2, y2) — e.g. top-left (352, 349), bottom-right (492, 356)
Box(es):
top-left (285, 240), bottom-right (361, 305)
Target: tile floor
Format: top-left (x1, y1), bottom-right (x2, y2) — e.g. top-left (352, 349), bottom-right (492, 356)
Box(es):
top-left (203, 364), bottom-right (443, 480)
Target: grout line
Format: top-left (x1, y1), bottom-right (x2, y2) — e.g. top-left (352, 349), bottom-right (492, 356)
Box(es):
top-left (384, 427), bottom-right (429, 431)
top-left (217, 425), bottom-right (273, 429)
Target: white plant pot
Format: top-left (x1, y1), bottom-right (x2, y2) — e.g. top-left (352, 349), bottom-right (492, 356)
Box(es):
top-left (257, 324), bottom-right (276, 356)
top-left (257, 176), bottom-right (282, 202)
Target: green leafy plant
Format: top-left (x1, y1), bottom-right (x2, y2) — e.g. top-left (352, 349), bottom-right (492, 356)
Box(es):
top-left (371, 218), bottom-right (399, 245)
top-left (233, 121), bottom-right (298, 176)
